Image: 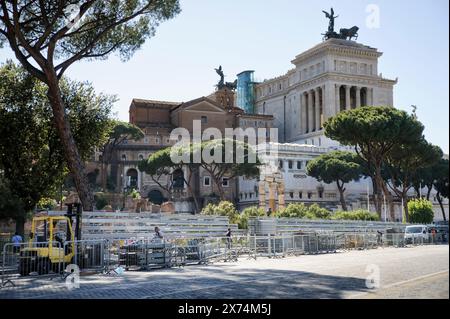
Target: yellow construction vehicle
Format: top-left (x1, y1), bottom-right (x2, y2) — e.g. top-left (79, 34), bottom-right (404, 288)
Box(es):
top-left (19, 203), bottom-right (82, 276)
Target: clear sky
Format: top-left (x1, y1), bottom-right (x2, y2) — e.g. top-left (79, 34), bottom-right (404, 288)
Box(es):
top-left (1, 0), bottom-right (448, 153)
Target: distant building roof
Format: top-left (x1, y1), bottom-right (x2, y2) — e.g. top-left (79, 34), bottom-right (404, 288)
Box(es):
top-left (131, 98), bottom-right (181, 109)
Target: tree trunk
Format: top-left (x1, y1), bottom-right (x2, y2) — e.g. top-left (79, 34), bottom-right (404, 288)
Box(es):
top-left (436, 193), bottom-right (447, 222)
top-left (337, 182), bottom-right (347, 211)
top-left (15, 215), bottom-right (25, 237)
top-left (373, 168), bottom-right (384, 218)
top-left (185, 168), bottom-right (200, 214)
top-left (45, 71), bottom-right (94, 211)
top-left (403, 194), bottom-right (409, 223)
top-left (101, 161), bottom-right (107, 191)
top-left (381, 182), bottom-right (395, 221)
top-left (214, 178), bottom-right (226, 201)
top-left (426, 187), bottom-right (432, 201)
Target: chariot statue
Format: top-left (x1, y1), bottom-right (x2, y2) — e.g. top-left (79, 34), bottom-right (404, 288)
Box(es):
top-left (322, 8), bottom-right (359, 41)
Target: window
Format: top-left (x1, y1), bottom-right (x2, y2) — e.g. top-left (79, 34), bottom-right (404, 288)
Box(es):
top-left (308, 192), bottom-right (313, 199)
top-left (144, 137), bottom-right (149, 144)
top-left (203, 176), bottom-right (211, 186)
top-left (297, 161), bottom-right (302, 170)
top-left (288, 161), bottom-right (293, 169)
top-left (155, 136), bottom-right (161, 144)
top-left (121, 154), bottom-right (127, 161)
top-left (201, 116), bottom-right (208, 124)
top-left (138, 154), bottom-right (144, 161)
top-left (222, 178), bottom-right (229, 187)
top-left (279, 160), bottom-right (283, 169)
top-left (289, 192), bottom-right (294, 199)
top-left (299, 192), bottom-right (303, 199)
top-left (318, 190), bottom-right (324, 199)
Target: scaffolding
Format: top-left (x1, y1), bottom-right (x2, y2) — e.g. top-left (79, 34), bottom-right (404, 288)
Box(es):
top-left (236, 70), bottom-right (256, 114)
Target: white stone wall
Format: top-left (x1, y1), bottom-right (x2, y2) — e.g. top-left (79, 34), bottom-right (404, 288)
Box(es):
top-left (254, 39), bottom-right (397, 147)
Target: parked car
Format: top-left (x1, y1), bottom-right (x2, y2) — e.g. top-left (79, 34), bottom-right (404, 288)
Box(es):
top-left (404, 225), bottom-right (429, 244)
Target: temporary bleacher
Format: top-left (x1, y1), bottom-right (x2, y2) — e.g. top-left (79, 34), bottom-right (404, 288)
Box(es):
top-left (49, 211), bottom-right (238, 240)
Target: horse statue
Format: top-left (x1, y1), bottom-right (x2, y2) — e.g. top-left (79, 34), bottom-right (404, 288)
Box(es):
top-left (339, 26), bottom-right (359, 41)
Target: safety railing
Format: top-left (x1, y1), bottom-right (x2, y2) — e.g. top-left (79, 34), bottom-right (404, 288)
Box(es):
top-left (1, 241), bottom-right (64, 288)
top-left (3, 232), bottom-right (447, 289)
top-left (1, 239), bottom-right (108, 288)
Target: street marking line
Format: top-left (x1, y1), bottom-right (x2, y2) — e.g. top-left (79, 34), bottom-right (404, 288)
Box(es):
top-left (346, 269), bottom-right (449, 299)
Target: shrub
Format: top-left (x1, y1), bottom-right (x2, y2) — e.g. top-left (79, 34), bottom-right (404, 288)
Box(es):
top-left (37, 197), bottom-right (57, 210)
top-left (239, 206), bottom-right (266, 229)
top-left (130, 189), bottom-right (141, 199)
top-left (408, 199), bottom-right (434, 224)
top-left (332, 209), bottom-right (379, 221)
top-left (276, 203), bottom-right (308, 218)
top-left (95, 195), bottom-right (108, 210)
top-left (276, 203), bottom-right (331, 219)
top-left (308, 204), bottom-right (331, 219)
top-left (201, 201), bottom-right (240, 224)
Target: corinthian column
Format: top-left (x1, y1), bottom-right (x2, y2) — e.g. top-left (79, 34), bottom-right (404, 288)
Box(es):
top-left (356, 86), bottom-right (361, 108)
top-left (301, 93), bottom-right (307, 134)
top-left (335, 84), bottom-right (340, 114)
top-left (345, 85), bottom-right (351, 111)
top-left (315, 88), bottom-right (321, 131)
top-left (308, 92), bottom-right (314, 133)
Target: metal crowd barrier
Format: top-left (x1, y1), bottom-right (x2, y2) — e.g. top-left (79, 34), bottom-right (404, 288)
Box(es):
top-left (1, 239), bottom-right (107, 288)
top-left (3, 231), bottom-right (447, 288)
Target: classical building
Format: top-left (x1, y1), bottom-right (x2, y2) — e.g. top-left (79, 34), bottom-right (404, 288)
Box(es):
top-left (89, 86), bottom-right (274, 213)
top-left (254, 38), bottom-right (397, 147)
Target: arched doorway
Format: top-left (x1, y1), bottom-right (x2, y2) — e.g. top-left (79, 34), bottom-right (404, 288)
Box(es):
top-left (148, 190), bottom-right (164, 205)
top-left (172, 169), bottom-right (184, 189)
top-left (126, 168), bottom-right (138, 189)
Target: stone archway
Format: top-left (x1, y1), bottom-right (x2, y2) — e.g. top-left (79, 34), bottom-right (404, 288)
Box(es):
top-left (126, 168), bottom-right (138, 189)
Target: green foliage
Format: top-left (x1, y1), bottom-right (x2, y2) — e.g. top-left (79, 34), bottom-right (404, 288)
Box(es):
top-left (324, 106), bottom-right (426, 216)
top-left (0, 177), bottom-right (25, 220)
top-left (95, 195), bottom-right (109, 211)
top-left (408, 199), bottom-right (434, 224)
top-left (307, 204), bottom-right (332, 219)
top-left (386, 139), bottom-right (442, 193)
top-left (61, 79), bottom-right (116, 161)
top-left (433, 159), bottom-right (449, 199)
top-left (130, 189), bottom-right (141, 200)
top-left (306, 151), bottom-right (362, 185)
top-left (109, 120), bottom-right (145, 142)
top-left (37, 197), bottom-right (58, 211)
top-left (324, 106), bottom-right (424, 149)
top-left (0, 1), bottom-right (181, 68)
top-left (0, 62), bottom-right (113, 219)
top-left (201, 201), bottom-right (240, 225)
top-left (276, 203), bottom-right (331, 219)
top-left (138, 147), bottom-right (173, 176)
top-left (331, 210), bottom-right (380, 221)
top-left (239, 206), bottom-right (266, 229)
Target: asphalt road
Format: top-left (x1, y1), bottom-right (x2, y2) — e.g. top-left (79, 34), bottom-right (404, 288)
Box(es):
top-left (0, 245), bottom-right (448, 299)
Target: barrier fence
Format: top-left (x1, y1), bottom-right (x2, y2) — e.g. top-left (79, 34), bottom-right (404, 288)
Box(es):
top-left (1, 232), bottom-right (448, 288)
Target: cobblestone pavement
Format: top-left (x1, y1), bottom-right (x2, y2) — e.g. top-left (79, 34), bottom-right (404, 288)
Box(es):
top-left (0, 245), bottom-right (448, 299)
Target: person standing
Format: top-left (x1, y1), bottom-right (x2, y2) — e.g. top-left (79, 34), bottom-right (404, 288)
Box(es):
top-left (11, 232), bottom-right (23, 253)
top-left (225, 228), bottom-right (232, 249)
